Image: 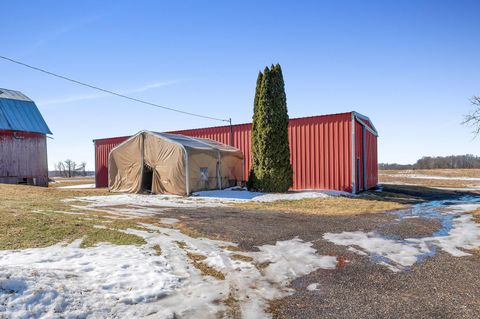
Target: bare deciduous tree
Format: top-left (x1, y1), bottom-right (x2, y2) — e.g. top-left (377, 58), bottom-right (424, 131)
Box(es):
top-left (54, 160), bottom-right (89, 177)
top-left (64, 159), bottom-right (76, 178)
top-left (462, 96), bottom-right (480, 136)
top-left (78, 161), bottom-right (87, 176)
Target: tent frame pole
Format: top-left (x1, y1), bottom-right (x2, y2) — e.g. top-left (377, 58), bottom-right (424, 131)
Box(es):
top-left (140, 133), bottom-right (145, 193)
top-left (184, 149), bottom-right (190, 196)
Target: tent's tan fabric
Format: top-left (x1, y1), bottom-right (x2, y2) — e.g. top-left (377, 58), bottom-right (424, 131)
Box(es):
top-left (196, 137), bottom-right (243, 188)
top-left (108, 134), bottom-right (143, 193)
top-left (143, 133), bottom-right (186, 195)
top-left (218, 154), bottom-right (243, 188)
top-left (187, 150), bottom-right (219, 192)
top-left (108, 131), bottom-right (244, 195)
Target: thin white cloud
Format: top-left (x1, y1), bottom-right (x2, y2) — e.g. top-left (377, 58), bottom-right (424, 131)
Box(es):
top-left (38, 80), bottom-right (179, 106)
top-left (19, 15), bottom-right (101, 57)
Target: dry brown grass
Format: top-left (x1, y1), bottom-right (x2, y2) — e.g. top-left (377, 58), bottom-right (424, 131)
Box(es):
top-left (0, 183), bottom-right (149, 249)
top-left (175, 240), bottom-right (188, 249)
top-left (380, 169), bottom-right (480, 189)
top-left (176, 222), bottom-right (203, 238)
top-left (381, 169), bottom-right (480, 178)
top-left (255, 261), bottom-right (272, 271)
top-left (223, 291), bottom-right (241, 319)
top-left (219, 245), bottom-right (245, 252)
top-left (152, 244), bottom-right (162, 255)
top-left (185, 251), bottom-right (226, 280)
top-left (380, 175), bottom-right (479, 189)
top-left (267, 299), bottom-right (284, 319)
top-left (236, 194), bottom-right (406, 216)
top-left (231, 254), bottom-right (254, 262)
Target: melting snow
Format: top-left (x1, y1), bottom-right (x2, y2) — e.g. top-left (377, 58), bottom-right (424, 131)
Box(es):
top-left (193, 187), bottom-right (352, 202)
top-left (65, 188), bottom-right (351, 219)
top-left (306, 283), bottom-right (319, 291)
top-left (58, 183), bottom-right (96, 189)
top-left (0, 225), bottom-right (336, 318)
top-left (380, 173), bottom-right (480, 181)
top-left (324, 197), bottom-right (480, 271)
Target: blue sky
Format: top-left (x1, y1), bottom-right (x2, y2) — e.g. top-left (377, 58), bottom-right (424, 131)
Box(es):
top-left (1, 0), bottom-right (479, 170)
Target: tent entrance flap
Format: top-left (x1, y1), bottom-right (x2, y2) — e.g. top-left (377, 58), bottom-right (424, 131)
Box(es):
top-left (142, 164), bottom-right (153, 192)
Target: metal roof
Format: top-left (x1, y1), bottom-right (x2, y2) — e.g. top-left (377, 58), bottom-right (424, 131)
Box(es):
top-left (152, 132), bottom-right (242, 157)
top-left (0, 88), bottom-right (52, 135)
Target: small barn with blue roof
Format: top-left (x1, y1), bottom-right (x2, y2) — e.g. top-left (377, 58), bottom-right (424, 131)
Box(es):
top-left (0, 88), bottom-right (51, 186)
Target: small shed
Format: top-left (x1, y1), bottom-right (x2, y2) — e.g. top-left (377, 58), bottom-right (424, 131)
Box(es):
top-left (108, 131), bottom-right (243, 195)
top-left (0, 88), bottom-right (52, 186)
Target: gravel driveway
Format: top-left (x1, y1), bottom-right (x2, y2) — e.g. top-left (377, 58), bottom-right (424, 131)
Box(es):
top-left (157, 185), bottom-right (480, 318)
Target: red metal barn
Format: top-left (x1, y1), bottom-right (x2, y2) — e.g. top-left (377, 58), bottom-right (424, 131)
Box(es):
top-left (0, 89), bottom-right (52, 186)
top-left (94, 111), bottom-right (378, 193)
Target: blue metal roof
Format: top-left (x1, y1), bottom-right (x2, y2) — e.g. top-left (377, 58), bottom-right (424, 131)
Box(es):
top-left (0, 88), bottom-right (52, 135)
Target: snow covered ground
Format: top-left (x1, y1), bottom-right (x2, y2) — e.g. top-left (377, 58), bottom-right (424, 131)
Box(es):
top-left (193, 187), bottom-right (351, 202)
top-left (4, 187), bottom-right (480, 317)
top-left (380, 173), bottom-right (480, 181)
top-left (63, 188), bottom-right (351, 219)
top-left (58, 183), bottom-right (96, 189)
top-left (324, 197), bottom-right (480, 272)
top-left (0, 223), bottom-right (337, 318)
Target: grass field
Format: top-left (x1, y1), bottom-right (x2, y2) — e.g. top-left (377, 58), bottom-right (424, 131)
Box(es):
top-left (0, 183), bottom-right (148, 250)
top-left (379, 169), bottom-right (480, 189)
top-left (381, 169), bottom-right (480, 178)
top-left (49, 176), bottom-right (95, 188)
top-left (236, 192), bottom-right (407, 215)
top-left (0, 180), bottom-right (417, 251)
top-left (2, 170), bottom-right (478, 251)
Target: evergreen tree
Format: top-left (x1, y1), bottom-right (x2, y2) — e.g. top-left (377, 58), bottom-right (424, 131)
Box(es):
top-left (246, 71), bottom-right (263, 190)
top-left (249, 64), bottom-right (293, 192)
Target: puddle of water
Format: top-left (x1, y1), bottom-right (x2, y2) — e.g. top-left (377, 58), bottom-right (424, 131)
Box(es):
top-left (324, 195), bottom-right (480, 272)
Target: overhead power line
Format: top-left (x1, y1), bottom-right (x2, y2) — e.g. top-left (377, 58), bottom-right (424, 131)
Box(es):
top-left (0, 55), bottom-right (230, 123)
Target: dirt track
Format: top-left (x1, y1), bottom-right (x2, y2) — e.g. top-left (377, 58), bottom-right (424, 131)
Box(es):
top-left (158, 185), bottom-right (480, 318)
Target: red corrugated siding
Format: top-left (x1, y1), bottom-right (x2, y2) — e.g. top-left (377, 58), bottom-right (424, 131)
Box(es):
top-left (94, 112), bottom-right (378, 192)
top-left (94, 136), bottom-right (129, 188)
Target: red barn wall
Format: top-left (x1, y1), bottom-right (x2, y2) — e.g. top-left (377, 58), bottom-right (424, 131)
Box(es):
top-left (0, 130), bottom-right (48, 186)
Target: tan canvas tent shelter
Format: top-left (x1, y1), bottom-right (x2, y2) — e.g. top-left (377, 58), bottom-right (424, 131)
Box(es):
top-left (108, 131), bottom-right (243, 195)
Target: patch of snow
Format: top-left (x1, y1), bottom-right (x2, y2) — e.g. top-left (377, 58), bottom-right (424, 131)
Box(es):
top-left (324, 200), bottom-right (480, 272)
top-left (0, 242), bottom-right (180, 318)
top-left (324, 231), bottom-right (424, 269)
top-left (65, 188), bottom-right (352, 219)
top-left (58, 183), bottom-right (95, 189)
top-left (306, 283), bottom-right (319, 291)
top-left (0, 225), bottom-right (337, 318)
top-left (347, 246), bottom-right (368, 256)
top-left (380, 182), bottom-right (480, 191)
top-left (194, 188), bottom-right (352, 202)
top-left (159, 218), bottom-right (180, 225)
top-left (380, 173), bottom-right (480, 181)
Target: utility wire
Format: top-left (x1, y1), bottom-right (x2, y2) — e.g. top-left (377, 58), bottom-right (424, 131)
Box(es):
top-left (0, 55), bottom-right (230, 123)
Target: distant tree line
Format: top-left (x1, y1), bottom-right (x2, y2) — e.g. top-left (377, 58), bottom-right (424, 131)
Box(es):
top-left (52, 159), bottom-right (88, 177)
top-left (380, 154), bottom-right (480, 170)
